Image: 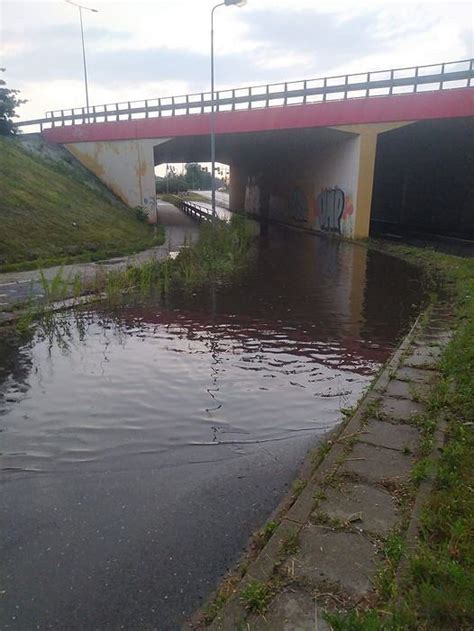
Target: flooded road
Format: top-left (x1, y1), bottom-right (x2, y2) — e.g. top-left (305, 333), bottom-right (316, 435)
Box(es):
top-left (0, 226), bottom-right (427, 629)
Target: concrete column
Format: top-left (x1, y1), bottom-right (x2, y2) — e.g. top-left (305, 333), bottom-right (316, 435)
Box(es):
top-left (316, 122), bottom-right (412, 239)
top-left (229, 163), bottom-right (248, 212)
top-left (353, 130), bottom-right (378, 239)
top-left (65, 138), bottom-right (170, 223)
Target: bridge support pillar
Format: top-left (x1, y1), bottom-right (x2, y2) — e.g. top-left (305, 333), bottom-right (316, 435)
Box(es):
top-left (65, 139), bottom-right (161, 222)
top-left (229, 164), bottom-right (245, 212)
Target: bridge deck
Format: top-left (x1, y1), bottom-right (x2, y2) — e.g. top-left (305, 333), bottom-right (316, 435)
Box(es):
top-left (39, 87), bottom-right (473, 144)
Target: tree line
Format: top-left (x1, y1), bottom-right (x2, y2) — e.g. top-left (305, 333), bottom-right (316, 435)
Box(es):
top-left (156, 163), bottom-right (226, 194)
top-left (0, 69), bottom-right (26, 136)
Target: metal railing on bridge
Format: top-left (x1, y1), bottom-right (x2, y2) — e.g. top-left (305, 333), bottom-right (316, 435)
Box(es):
top-left (178, 200), bottom-right (214, 222)
top-left (19, 58), bottom-right (474, 130)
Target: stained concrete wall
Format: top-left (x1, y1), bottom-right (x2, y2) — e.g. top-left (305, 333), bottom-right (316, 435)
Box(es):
top-left (311, 136), bottom-right (361, 238)
top-left (230, 133), bottom-right (366, 239)
top-left (65, 138), bottom-right (171, 222)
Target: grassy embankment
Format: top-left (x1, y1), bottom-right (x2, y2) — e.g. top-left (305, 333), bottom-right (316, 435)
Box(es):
top-left (328, 244), bottom-right (474, 630)
top-left (158, 192), bottom-right (210, 205)
top-left (0, 136), bottom-right (164, 272)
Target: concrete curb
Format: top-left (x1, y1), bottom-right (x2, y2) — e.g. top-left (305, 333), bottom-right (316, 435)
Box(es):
top-left (195, 303), bottom-right (454, 630)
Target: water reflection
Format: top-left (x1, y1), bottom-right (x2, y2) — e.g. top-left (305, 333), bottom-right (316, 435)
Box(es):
top-left (0, 229), bottom-right (425, 475)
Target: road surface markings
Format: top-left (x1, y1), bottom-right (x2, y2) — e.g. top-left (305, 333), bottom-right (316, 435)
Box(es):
top-left (0, 279), bottom-right (33, 288)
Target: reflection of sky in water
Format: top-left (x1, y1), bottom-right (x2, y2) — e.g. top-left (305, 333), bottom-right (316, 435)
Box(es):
top-left (0, 312), bottom-right (378, 472)
top-left (0, 229), bottom-right (427, 474)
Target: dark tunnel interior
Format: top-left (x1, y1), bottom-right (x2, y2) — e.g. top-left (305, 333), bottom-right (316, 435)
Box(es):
top-left (370, 117), bottom-right (474, 240)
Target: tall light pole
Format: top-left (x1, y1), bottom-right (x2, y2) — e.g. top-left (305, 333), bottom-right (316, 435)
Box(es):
top-left (65, 0), bottom-right (98, 117)
top-left (210, 0), bottom-right (247, 218)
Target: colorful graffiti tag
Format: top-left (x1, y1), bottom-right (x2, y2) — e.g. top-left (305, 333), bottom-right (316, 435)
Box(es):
top-left (316, 187), bottom-right (354, 235)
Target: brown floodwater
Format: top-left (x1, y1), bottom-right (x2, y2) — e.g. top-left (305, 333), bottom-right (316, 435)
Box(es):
top-left (0, 227), bottom-right (426, 630)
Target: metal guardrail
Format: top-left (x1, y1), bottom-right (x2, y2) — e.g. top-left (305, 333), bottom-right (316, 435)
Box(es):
top-left (178, 200), bottom-right (214, 222)
top-left (18, 58), bottom-right (474, 130)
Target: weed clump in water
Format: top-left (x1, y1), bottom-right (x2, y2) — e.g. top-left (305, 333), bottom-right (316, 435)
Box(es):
top-left (101, 214), bottom-right (256, 302)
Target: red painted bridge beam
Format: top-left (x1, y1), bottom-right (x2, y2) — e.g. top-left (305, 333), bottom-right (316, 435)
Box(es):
top-left (43, 88), bottom-right (474, 144)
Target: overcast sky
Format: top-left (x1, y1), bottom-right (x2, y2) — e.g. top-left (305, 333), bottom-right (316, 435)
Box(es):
top-left (1, 0), bottom-right (473, 121)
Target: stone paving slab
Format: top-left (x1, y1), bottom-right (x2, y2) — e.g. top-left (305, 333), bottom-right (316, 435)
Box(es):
top-left (341, 442), bottom-right (414, 483)
top-left (421, 324), bottom-right (452, 337)
top-left (285, 525), bottom-right (379, 597)
top-left (395, 366), bottom-right (437, 384)
top-left (403, 346), bottom-right (443, 369)
top-left (247, 588), bottom-right (331, 631)
top-left (417, 330), bottom-right (452, 342)
top-left (379, 396), bottom-right (424, 422)
top-left (360, 418), bottom-right (420, 453)
top-left (313, 482), bottom-right (399, 536)
top-left (383, 378), bottom-right (430, 401)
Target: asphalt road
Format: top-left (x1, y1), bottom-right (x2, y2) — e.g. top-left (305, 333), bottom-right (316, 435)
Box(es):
top-left (1, 416), bottom-right (319, 630)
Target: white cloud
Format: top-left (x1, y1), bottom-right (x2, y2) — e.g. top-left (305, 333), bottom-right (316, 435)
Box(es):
top-left (1, 0), bottom-right (472, 120)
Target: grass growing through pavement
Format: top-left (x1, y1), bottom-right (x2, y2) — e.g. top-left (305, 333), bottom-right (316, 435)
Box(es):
top-left (241, 580), bottom-right (273, 614)
top-left (326, 244), bottom-right (474, 630)
top-left (0, 137), bottom-right (164, 271)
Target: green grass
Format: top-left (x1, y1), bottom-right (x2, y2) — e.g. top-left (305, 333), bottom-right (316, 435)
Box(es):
top-left (291, 478), bottom-right (307, 496)
top-left (325, 244), bottom-right (474, 630)
top-left (158, 192), bottom-right (210, 205)
top-left (97, 213), bottom-right (255, 301)
top-left (258, 520), bottom-right (279, 546)
top-left (0, 137), bottom-right (164, 270)
top-left (278, 529), bottom-right (300, 556)
top-left (241, 580), bottom-right (273, 614)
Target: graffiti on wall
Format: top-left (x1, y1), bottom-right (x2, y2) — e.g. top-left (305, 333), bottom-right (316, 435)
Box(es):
top-left (316, 187), bottom-right (354, 235)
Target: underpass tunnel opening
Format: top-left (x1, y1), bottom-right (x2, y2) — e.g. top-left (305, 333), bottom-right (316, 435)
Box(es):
top-left (153, 139), bottom-right (230, 196)
top-left (370, 117), bottom-right (474, 240)
top-left (225, 126), bottom-right (362, 239)
top-left (152, 126), bottom-right (365, 238)
top-left (154, 161), bottom-right (230, 196)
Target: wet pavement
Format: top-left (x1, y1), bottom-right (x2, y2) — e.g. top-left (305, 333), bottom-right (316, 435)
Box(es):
top-left (0, 225), bottom-right (428, 630)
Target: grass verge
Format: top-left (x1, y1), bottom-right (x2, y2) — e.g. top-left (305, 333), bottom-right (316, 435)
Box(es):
top-left (158, 192), bottom-right (211, 206)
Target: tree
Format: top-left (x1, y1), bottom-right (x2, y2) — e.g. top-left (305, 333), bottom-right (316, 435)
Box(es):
top-left (184, 163), bottom-right (222, 190)
top-left (0, 69), bottom-right (27, 136)
top-left (155, 162), bottom-right (225, 194)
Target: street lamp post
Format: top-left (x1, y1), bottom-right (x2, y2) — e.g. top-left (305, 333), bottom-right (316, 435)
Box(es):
top-left (65, 0), bottom-right (98, 118)
top-left (210, 0), bottom-right (247, 218)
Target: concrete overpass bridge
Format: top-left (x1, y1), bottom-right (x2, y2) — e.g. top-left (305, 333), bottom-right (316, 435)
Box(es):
top-left (20, 59), bottom-right (474, 240)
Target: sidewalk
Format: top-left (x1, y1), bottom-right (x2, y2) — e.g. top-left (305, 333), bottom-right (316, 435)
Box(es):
top-left (0, 202), bottom-right (197, 315)
top-left (200, 303), bottom-right (453, 630)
